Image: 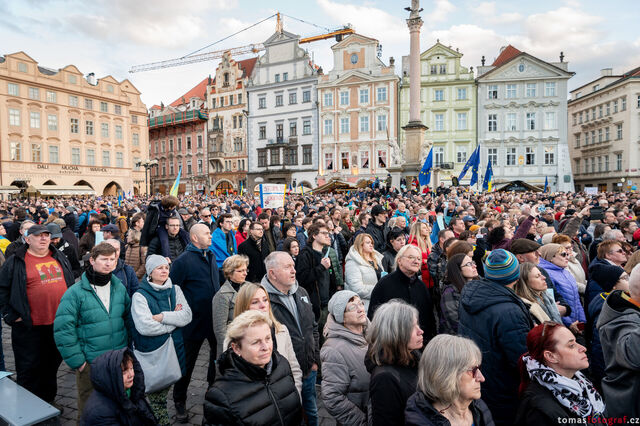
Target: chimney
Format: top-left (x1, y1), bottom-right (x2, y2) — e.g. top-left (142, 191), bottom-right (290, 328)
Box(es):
top-left (601, 68), bottom-right (613, 77)
top-left (86, 72), bottom-right (96, 85)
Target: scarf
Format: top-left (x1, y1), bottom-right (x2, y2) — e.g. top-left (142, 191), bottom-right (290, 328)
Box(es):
top-left (523, 355), bottom-right (605, 418)
top-left (86, 265), bottom-right (112, 287)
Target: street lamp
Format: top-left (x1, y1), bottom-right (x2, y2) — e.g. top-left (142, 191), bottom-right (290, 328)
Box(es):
top-left (136, 159), bottom-right (159, 195)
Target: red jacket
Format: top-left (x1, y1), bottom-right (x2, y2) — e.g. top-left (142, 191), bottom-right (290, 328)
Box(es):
top-left (408, 236), bottom-right (433, 288)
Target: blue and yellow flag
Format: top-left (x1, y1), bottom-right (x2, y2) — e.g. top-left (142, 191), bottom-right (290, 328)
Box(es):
top-left (418, 147), bottom-right (433, 187)
top-left (544, 176), bottom-right (549, 193)
top-left (169, 166), bottom-right (182, 196)
top-left (459, 146), bottom-right (479, 182)
top-left (469, 147), bottom-right (481, 186)
top-left (482, 160), bottom-right (493, 192)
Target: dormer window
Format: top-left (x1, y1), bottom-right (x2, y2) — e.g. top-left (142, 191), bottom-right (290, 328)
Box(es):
top-left (224, 73), bottom-right (229, 86)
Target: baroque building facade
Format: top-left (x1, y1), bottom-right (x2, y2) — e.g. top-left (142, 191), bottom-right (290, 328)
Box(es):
top-left (399, 41), bottom-right (476, 186)
top-left (246, 28), bottom-right (320, 191)
top-left (568, 67), bottom-right (640, 192)
top-left (317, 34), bottom-right (398, 186)
top-left (0, 51), bottom-right (148, 195)
top-left (476, 45), bottom-right (574, 192)
top-left (207, 53), bottom-right (256, 193)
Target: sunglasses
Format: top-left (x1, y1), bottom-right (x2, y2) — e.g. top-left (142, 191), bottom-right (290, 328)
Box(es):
top-left (610, 249), bottom-right (625, 254)
top-left (557, 252), bottom-right (569, 258)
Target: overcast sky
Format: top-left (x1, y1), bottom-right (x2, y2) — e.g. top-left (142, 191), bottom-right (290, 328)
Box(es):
top-left (2, 0), bottom-right (639, 108)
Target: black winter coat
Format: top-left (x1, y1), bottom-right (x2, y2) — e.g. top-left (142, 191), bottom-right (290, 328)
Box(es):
top-left (237, 237), bottom-right (269, 283)
top-left (458, 278), bottom-right (534, 426)
top-left (367, 269), bottom-right (437, 342)
top-left (515, 381), bottom-right (580, 425)
top-left (56, 239), bottom-right (82, 279)
top-left (80, 348), bottom-right (156, 426)
top-left (365, 222), bottom-right (386, 252)
top-left (0, 243), bottom-right (75, 328)
top-left (146, 233), bottom-right (188, 262)
top-left (203, 349), bottom-right (302, 426)
top-left (295, 244), bottom-right (333, 320)
top-left (405, 391), bottom-right (495, 426)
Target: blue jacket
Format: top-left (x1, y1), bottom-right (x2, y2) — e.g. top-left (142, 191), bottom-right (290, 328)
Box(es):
top-left (209, 228), bottom-right (237, 269)
top-left (586, 257), bottom-right (622, 307)
top-left (113, 259), bottom-right (140, 299)
top-left (588, 292), bottom-right (607, 388)
top-left (169, 243), bottom-right (219, 340)
top-left (538, 258), bottom-right (586, 326)
top-left (458, 278), bottom-right (533, 426)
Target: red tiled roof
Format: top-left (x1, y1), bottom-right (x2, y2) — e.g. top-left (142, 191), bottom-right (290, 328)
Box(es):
top-left (150, 104), bottom-right (162, 110)
top-left (170, 77), bottom-right (209, 107)
top-left (492, 45), bottom-right (522, 67)
top-left (237, 57), bottom-right (257, 78)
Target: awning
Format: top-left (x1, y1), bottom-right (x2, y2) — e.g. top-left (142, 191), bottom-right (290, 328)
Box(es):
top-left (0, 186), bottom-right (20, 194)
top-left (494, 180), bottom-right (544, 192)
top-left (34, 185), bottom-right (96, 196)
top-left (313, 178), bottom-right (357, 194)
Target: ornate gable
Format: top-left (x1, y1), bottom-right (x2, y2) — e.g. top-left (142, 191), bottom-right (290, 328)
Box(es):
top-left (480, 53), bottom-right (573, 81)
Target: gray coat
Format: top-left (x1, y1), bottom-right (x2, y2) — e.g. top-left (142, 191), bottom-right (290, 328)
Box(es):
top-left (212, 280), bottom-right (243, 355)
top-left (320, 315), bottom-right (370, 426)
top-left (597, 290), bottom-right (640, 418)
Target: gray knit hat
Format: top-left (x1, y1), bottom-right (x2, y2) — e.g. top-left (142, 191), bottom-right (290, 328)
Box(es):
top-left (146, 254), bottom-right (169, 276)
top-left (328, 290), bottom-right (359, 324)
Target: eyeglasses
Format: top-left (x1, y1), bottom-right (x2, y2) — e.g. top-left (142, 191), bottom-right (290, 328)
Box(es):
top-left (201, 214), bottom-right (211, 218)
top-left (467, 365), bottom-right (482, 379)
top-left (318, 231), bottom-right (330, 235)
top-left (461, 261), bottom-right (476, 268)
top-left (403, 255), bottom-right (421, 262)
top-left (609, 249), bottom-right (625, 254)
top-left (345, 300), bottom-right (365, 312)
top-left (541, 321), bottom-right (558, 339)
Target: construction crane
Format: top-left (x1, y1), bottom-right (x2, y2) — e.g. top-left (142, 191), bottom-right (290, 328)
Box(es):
top-left (129, 13), bottom-right (354, 73)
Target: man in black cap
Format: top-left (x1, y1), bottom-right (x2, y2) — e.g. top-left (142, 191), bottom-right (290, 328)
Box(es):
top-left (179, 208), bottom-right (197, 231)
top-left (509, 238), bottom-right (571, 319)
top-left (101, 224), bottom-right (125, 260)
top-left (0, 225), bottom-right (74, 408)
top-left (365, 204), bottom-right (387, 252)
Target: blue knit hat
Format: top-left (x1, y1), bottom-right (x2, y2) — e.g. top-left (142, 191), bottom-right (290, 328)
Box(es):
top-left (484, 249), bottom-right (520, 285)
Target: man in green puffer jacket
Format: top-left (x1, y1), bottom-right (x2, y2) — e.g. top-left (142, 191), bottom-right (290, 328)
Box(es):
top-left (54, 242), bottom-right (131, 421)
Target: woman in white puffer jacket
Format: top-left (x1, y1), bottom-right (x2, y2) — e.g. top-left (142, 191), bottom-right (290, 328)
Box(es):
top-left (344, 233), bottom-right (384, 311)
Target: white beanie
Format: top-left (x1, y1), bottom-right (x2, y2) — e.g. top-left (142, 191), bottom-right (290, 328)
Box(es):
top-left (146, 255), bottom-right (169, 276)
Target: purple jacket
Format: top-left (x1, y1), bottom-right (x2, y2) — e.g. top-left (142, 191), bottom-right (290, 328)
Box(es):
top-left (493, 215), bottom-right (535, 251)
top-left (537, 258), bottom-right (585, 326)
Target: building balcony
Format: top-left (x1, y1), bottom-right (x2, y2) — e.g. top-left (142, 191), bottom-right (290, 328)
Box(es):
top-left (267, 136), bottom-right (298, 145)
top-left (148, 110), bottom-right (208, 129)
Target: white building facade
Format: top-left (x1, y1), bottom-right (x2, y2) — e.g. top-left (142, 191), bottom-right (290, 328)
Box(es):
top-left (246, 29), bottom-right (319, 190)
top-left (477, 46), bottom-right (574, 192)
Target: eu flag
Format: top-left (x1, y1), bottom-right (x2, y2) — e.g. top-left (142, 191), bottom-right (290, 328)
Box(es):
top-left (418, 147), bottom-right (433, 187)
top-left (544, 176), bottom-right (549, 193)
top-left (459, 145), bottom-right (480, 182)
top-left (482, 160), bottom-right (493, 191)
top-left (469, 147), bottom-right (481, 186)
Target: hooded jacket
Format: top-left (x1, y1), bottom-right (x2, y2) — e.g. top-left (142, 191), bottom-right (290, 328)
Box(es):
top-left (320, 315), bottom-right (370, 425)
top-left (203, 349), bottom-right (302, 426)
top-left (586, 257), bottom-right (624, 307)
top-left (113, 258), bottom-right (140, 299)
top-left (458, 278), bottom-right (534, 426)
top-left (365, 221), bottom-right (386, 253)
top-left (596, 290), bottom-right (640, 418)
top-left (537, 258), bottom-right (585, 327)
top-left (405, 391), bottom-right (495, 426)
top-left (80, 348), bottom-right (156, 426)
top-left (344, 246), bottom-right (384, 311)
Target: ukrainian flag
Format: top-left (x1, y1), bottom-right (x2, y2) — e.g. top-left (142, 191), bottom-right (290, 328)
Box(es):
top-left (169, 166), bottom-right (182, 196)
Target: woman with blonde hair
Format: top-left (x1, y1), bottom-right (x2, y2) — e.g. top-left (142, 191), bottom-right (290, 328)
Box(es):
top-left (230, 282), bottom-right (302, 394)
top-left (514, 262), bottom-right (562, 325)
top-left (408, 221), bottom-right (433, 287)
top-left (345, 233), bottom-right (384, 310)
top-left (552, 234), bottom-right (586, 294)
top-left (212, 254), bottom-right (250, 354)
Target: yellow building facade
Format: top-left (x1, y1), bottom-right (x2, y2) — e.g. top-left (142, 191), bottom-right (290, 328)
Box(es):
top-left (0, 52), bottom-right (148, 195)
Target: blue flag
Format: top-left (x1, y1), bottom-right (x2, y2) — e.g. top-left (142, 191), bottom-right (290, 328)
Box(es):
top-left (544, 176), bottom-right (549, 193)
top-left (430, 214), bottom-right (445, 245)
top-left (419, 147), bottom-right (433, 187)
top-left (482, 161), bottom-right (493, 191)
top-left (469, 147), bottom-right (481, 186)
top-left (459, 146), bottom-right (480, 182)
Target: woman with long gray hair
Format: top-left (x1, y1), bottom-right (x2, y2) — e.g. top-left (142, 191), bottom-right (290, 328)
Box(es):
top-left (405, 334), bottom-right (495, 426)
top-left (365, 300), bottom-right (423, 426)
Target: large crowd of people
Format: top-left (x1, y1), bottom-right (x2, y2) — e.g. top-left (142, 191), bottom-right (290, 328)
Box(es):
top-left (0, 185), bottom-right (640, 425)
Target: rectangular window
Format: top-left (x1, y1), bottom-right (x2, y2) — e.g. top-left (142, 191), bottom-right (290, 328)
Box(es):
top-left (100, 102), bottom-right (108, 113)
top-left (526, 83), bottom-right (537, 97)
top-left (169, 139), bottom-right (174, 151)
top-left (70, 118), bottom-right (79, 133)
top-left (377, 87), bottom-right (387, 102)
top-left (591, 131), bottom-right (596, 144)
top-left (378, 149), bottom-right (388, 168)
top-left (270, 149), bottom-right (280, 165)
top-left (575, 134), bottom-right (581, 147)
top-left (116, 152), bottom-right (123, 168)
top-left (28, 87), bottom-right (39, 100)
top-left (324, 92), bottom-right (333, 106)
top-left (71, 147), bottom-right (81, 165)
top-left (130, 133), bottom-right (138, 147)
top-left (439, 64), bottom-right (446, 74)
top-left (177, 138), bottom-right (182, 150)
top-left (487, 85), bottom-right (498, 99)
top-left (115, 125), bottom-right (123, 139)
top-left (506, 84), bottom-right (517, 99)
top-left (599, 105), bottom-right (603, 118)
top-left (41, 113), bottom-right (55, 133)
top-left (69, 95), bottom-right (78, 107)
top-left (605, 127), bottom-right (610, 141)
top-left (545, 112), bottom-right (556, 129)
top-left (544, 148), bottom-right (555, 165)
top-left (258, 97), bottom-right (266, 109)
top-left (617, 123), bottom-right (623, 140)
top-left (340, 117), bottom-right (349, 134)
top-left (101, 123), bottom-right (109, 137)
top-left (340, 91), bottom-right (349, 105)
top-left (430, 65), bottom-right (437, 75)
top-left (31, 143), bottom-right (41, 162)
top-left (544, 82), bottom-right (556, 97)
top-left (525, 147), bottom-right (535, 165)
top-left (85, 120), bottom-right (93, 135)
top-left (198, 159), bottom-right (203, 173)
top-left (457, 88), bottom-right (467, 100)
top-left (220, 97), bottom-right (224, 107)
top-left (289, 92), bottom-right (297, 104)
top-left (324, 152), bottom-right (333, 170)
top-left (579, 111), bottom-right (583, 123)
top-left (526, 112), bottom-right (536, 130)
top-left (275, 74), bottom-right (280, 83)
top-left (605, 155), bottom-right (609, 171)
top-left (9, 142), bottom-right (21, 161)
top-left (613, 100), bottom-right (618, 113)
top-left (102, 150), bottom-right (110, 167)
top-left (488, 148), bottom-right (497, 165)
top-left (8, 83), bottom-right (18, 96)
top-left (186, 136), bottom-right (191, 150)
top-left (9, 108), bottom-right (20, 126)
top-left (506, 113), bottom-right (517, 131)
top-left (289, 121), bottom-right (297, 136)
top-left (302, 145), bottom-right (312, 164)
top-left (86, 149), bottom-right (95, 166)
top-left (606, 103), bottom-right (610, 115)
top-left (488, 114), bottom-right (497, 132)
top-left (197, 134), bottom-right (202, 148)
top-left (114, 105), bottom-right (122, 115)
top-left (341, 152), bottom-right (350, 170)
top-left (85, 98), bottom-right (93, 110)
top-left (258, 150), bottom-right (266, 167)
top-left (277, 124), bottom-right (283, 141)
top-left (597, 156), bottom-right (602, 172)
top-left (456, 147), bottom-right (467, 163)
top-left (359, 89), bottom-right (369, 104)
top-left (46, 90), bottom-right (56, 103)
top-left (259, 125), bottom-right (266, 139)
top-left (584, 159), bottom-right (589, 174)
top-left (506, 147), bottom-right (516, 166)
top-left (637, 95), bottom-right (640, 108)
top-left (598, 128), bottom-right (603, 142)
top-left (377, 115), bottom-right (387, 131)
top-left (302, 90), bottom-right (310, 103)
top-left (591, 158), bottom-right (596, 174)
top-left (237, 94), bottom-right (243, 105)
top-left (457, 113), bottom-right (467, 130)
top-left (622, 97), bottom-right (627, 111)
top-left (49, 146), bottom-right (59, 163)
top-left (434, 89), bottom-right (444, 101)
top-left (303, 120), bottom-right (311, 135)
top-left (275, 94), bottom-right (283, 106)
top-left (435, 113), bottom-right (444, 131)
top-left (616, 153), bottom-right (622, 171)
top-left (29, 112), bottom-right (40, 128)
top-left (360, 151), bottom-right (369, 168)
top-left (169, 161), bottom-right (174, 176)
top-left (359, 116), bottom-right (369, 132)
top-left (435, 147), bottom-right (446, 166)
top-left (324, 119), bottom-right (333, 135)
